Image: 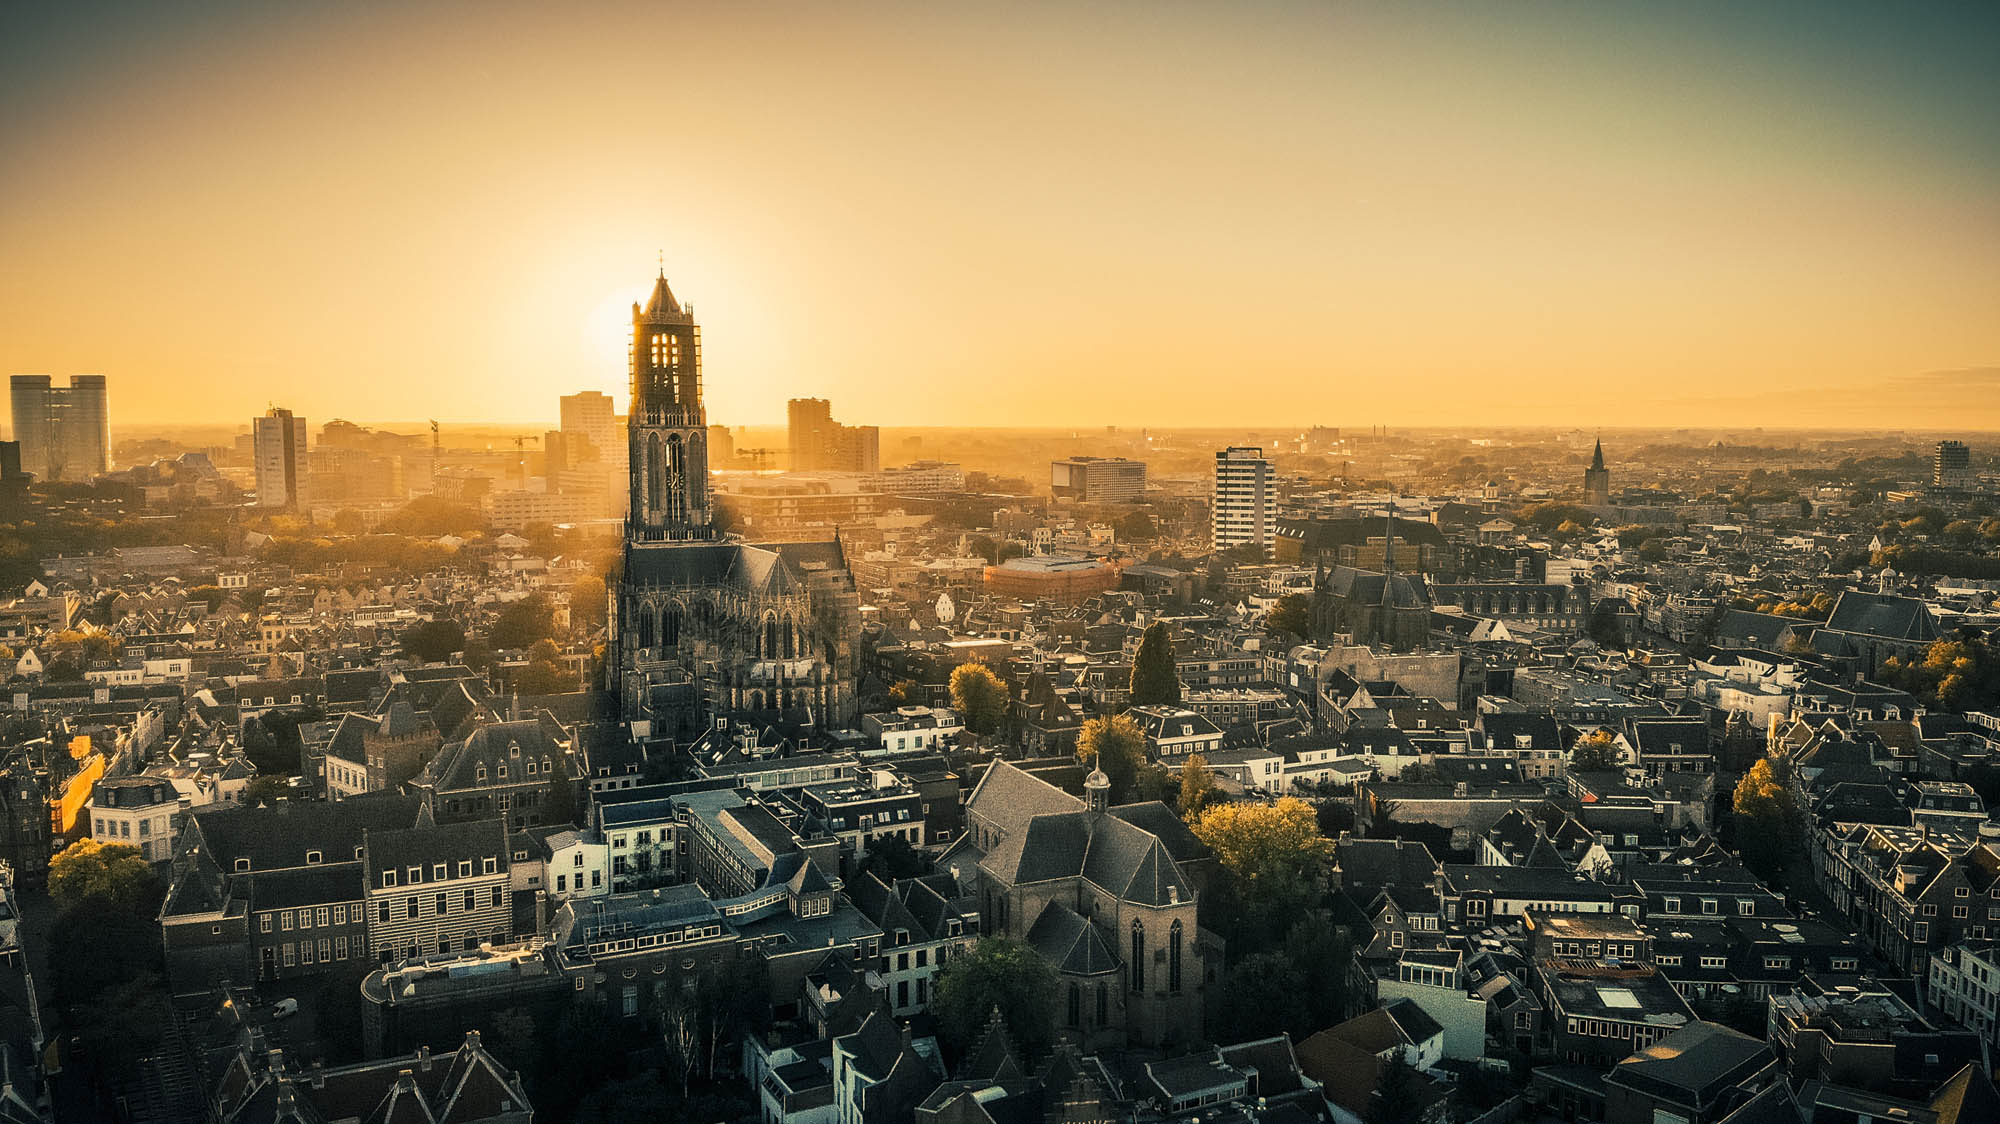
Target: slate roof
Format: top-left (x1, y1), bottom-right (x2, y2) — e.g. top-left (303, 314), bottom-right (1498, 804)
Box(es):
top-left (1025, 901), bottom-right (1121, 976)
top-left (1823, 592), bottom-right (1941, 642)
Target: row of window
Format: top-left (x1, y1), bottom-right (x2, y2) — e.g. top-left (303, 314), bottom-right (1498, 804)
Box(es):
top-left (381, 857), bottom-right (498, 888)
top-left (373, 887), bottom-right (505, 923)
top-left (261, 904), bottom-right (358, 932)
top-left (268, 935), bottom-right (357, 968)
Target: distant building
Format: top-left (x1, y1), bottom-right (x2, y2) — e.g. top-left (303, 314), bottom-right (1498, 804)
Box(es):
top-left (252, 407), bottom-right (309, 510)
top-left (788, 397), bottom-right (879, 472)
top-left (872, 459), bottom-right (964, 497)
top-left (1212, 446), bottom-right (1274, 550)
top-left (9, 374), bottom-right (109, 483)
top-left (558, 390), bottom-right (619, 464)
top-left (1934, 440), bottom-right (1972, 489)
top-left (1052, 456), bottom-right (1147, 503)
top-left (1585, 438), bottom-right (1611, 505)
top-left (983, 554), bottom-right (1122, 602)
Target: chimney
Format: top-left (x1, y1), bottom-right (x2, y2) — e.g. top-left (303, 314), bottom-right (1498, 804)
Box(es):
top-left (309, 1059), bottom-right (324, 1089)
top-left (417, 1045), bottom-right (432, 1072)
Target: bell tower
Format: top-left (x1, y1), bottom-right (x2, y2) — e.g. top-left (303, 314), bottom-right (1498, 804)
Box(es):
top-left (627, 269), bottom-right (713, 541)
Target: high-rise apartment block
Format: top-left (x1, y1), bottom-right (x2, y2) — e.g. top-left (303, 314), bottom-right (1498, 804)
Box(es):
top-left (9, 374), bottom-right (109, 483)
top-left (1051, 456), bottom-right (1147, 503)
top-left (1212, 446), bottom-right (1274, 550)
top-left (787, 398), bottom-right (879, 473)
top-left (559, 391), bottom-right (620, 465)
top-left (252, 408), bottom-right (309, 510)
top-left (1934, 440), bottom-right (1972, 489)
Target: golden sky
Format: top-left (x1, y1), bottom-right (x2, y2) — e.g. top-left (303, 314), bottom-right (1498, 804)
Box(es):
top-left (4, 1), bottom-right (1998, 431)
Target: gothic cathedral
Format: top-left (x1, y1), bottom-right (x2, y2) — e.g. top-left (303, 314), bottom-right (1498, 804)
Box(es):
top-left (611, 270), bottom-right (861, 740)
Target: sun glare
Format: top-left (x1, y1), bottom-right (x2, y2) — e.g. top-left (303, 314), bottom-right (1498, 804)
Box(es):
top-left (584, 286), bottom-right (646, 373)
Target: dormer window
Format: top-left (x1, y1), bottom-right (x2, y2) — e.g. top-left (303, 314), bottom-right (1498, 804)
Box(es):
top-left (234, 858), bottom-right (250, 873)
top-left (433, 863), bottom-right (447, 881)
top-left (482, 857), bottom-right (498, 874)
top-left (382, 870), bottom-right (397, 888)
top-left (476, 765), bottom-right (488, 783)
top-left (407, 866), bottom-right (421, 884)
top-left (459, 860), bottom-right (473, 877)
top-left (306, 851), bottom-right (322, 865)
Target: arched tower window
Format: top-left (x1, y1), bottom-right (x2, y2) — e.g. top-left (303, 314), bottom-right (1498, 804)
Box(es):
top-left (1067, 983), bottom-right (1081, 1027)
top-left (1130, 920), bottom-right (1145, 993)
top-left (663, 603), bottom-right (682, 648)
top-left (1169, 920), bottom-right (1184, 993)
top-left (645, 434), bottom-right (663, 516)
top-left (637, 604), bottom-right (654, 650)
top-left (763, 614), bottom-right (780, 659)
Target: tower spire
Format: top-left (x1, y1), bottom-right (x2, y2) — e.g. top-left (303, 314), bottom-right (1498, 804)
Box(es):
top-left (1381, 497), bottom-right (1396, 608)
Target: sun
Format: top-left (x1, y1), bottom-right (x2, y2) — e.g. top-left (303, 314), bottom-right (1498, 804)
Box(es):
top-left (583, 286), bottom-right (647, 373)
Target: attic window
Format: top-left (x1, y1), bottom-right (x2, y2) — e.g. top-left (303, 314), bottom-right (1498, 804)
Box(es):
top-left (234, 858), bottom-right (250, 873)
top-left (306, 851), bottom-right (322, 865)
top-left (433, 864), bottom-right (447, 881)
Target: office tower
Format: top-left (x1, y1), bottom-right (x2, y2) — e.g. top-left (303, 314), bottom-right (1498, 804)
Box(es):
top-left (707, 424), bottom-right (735, 466)
top-left (1934, 440), bottom-right (1972, 489)
top-left (252, 408), bottom-right (309, 510)
top-left (1051, 456), bottom-right (1147, 502)
top-left (9, 374), bottom-right (109, 483)
top-left (1212, 446), bottom-right (1274, 550)
top-left (559, 391), bottom-right (619, 464)
top-left (787, 398), bottom-right (878, 472)
top-left (1584, 438), bottom-right (1611, 505)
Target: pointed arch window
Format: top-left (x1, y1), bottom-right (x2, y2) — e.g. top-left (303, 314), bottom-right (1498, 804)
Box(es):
top-left (1169, 920), bottom-right (1184, 993)
top-left (1130, 920), bottom-right (1145, 993)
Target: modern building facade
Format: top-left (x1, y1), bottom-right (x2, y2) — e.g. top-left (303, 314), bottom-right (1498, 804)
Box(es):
top-left (252, 407), bottom-right (309, 510)
top-left (1934, 440), bottom-right (1972, 489)
top-left (1052, 456), bottom-right (1147, 503)
top-left (787, 397), bottom-right (879, 473)
top-left (1212, 446), bottom-right (1273, 550)
top-left (9, 374), bottom-right (109, 483)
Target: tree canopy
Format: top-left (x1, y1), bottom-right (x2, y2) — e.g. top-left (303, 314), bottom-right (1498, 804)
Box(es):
top-left (1178, 754), bottom-right (1222, 821)
top-left (1569, 729), bottom-right (1622, 772)
top-left (931, 937), bottom-right (1058, 1066)
top-left (1076, 714), bottom-right (1146, 802)
top-left (1267, 592), bottom-right (1310, 638)
top-left (400, 617), bottom-right (466, 663)
top-left (1128, 621), bottom-right (1181, 706)
top-left (1732, 755), bottom-right (1803, 884)
top-left (50, 838), bottom-right (161, 913)
top-left (949, 662), bottom-right (1008, 735)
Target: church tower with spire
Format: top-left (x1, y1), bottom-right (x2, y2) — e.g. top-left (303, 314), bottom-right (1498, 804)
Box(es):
top-left (1584, 438), bottom-right (1611, 506)
top-left (627, 270), bottom-right (712, 542)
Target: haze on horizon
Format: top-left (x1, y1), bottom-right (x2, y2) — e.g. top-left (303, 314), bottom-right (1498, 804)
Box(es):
top-left (4, 0), bottom-right (1998, 432)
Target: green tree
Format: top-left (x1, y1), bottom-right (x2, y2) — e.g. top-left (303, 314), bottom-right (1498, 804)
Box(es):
top-left (1267, 592), bottom-right (1310, 638)
top-left (400, 617), bottom-right (466, 663)
top-left (239, 774), bottom-right (292, 808)
top-left (569, 574), bottom-right (609, 635)
top-left (949, 662), bottom-right (1008, 736)
top-left (1190, 798), bottom-right (1333, 952)
top-left (490, 592), bottom-right (558, 650)
top-left (1178, 754), bottom-right (1222, 821)
top-left (49, 839), bottom-right (160, 913)
top-left (1076, 714), bottom-right (1147, 802)
top-left (1128, 621), bottom-right (1181, 706)
top-left (1569, 729), bottom-right (1622, 772)
top-left (1733, 756), bottom-right (1802, 884)
top-left (886, 679), bottom-right (923, 707)
top-left (1367, 1049), bottom-right (1426, 1124)
top-left (932, 937), bottom-right (1058, 1065)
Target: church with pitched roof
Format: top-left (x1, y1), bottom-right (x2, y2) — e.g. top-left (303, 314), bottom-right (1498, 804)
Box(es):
top-left (610, 270), bottom-right (861, 739)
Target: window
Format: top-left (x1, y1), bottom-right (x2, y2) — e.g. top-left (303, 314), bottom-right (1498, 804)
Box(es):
top-left (300, 940), bottom-right (314, 965)
top-left (433, 864), bottom-right (447, 881)
top-left (1169, 921), bottom-right (1184, 993)
top-left (1701, 899), bottom-right (1719, 915)
top-left (491, 886), bottom-right (503, 908)
top-left (1068, 984), bottom-right (1081, 1027)
top-left (1738, 899), bottom-right (1755, 916)
top-left (1664, 897), bottom-right (1680, 913)
top-left (377, 901), bottom-right (390, 924)
top-left (483, 857), bottom-right (498, 874)
top-left (297, 909), bottom-right (310, 930)
top-left (407, 866), bottom-right (421, 885)
top-left (283, 944), bottom-right (296, 967)
top-left (382, 870), bottom-right (397, 888)
top-left (316, 907), bottom-right (329, 928)
top-left (406, 898), bottom-right (419, 920)
top-left (1832, 958), bottom-right (1858, 972)
top-left (436, 893), bottom-right (449, 917)
top-left (336, 936), bottom-right (348, 960)
top-left (235, 857), bottom-right (251, 873)
top-left (1130, 921), bottom-right (1145, 992)
top-left (1701, 956), bottom-right (1728, 969)
top-left (333, 905), bottom-right (346, 926)
top-left (557, 874), bottom-right (567, 893)
top-left (306, 850), bottom-right (321, 865)
top-left (1955, 906), bottom-right (1970, 919)
top-left (281, 912), bottom-right (293, 931)
top-left (260, 915), bottom-right (273, 934)
top-left (464, 889), bottom-right (476, 912)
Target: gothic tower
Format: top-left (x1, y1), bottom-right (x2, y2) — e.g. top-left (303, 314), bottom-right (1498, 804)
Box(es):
top-left (1584, 438), bottom-right (1611, 506)
top-left (628, 270), bottom-right (713, 542)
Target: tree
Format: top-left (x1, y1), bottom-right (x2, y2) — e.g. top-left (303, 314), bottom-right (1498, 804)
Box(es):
top-left (886, 679), bottom-right (923, 707)
top-left (1128, 621), bottom-right (1181, 706)
top-left (490, 592), bottom-right (558, 650)
top-left (950, 662), bottom-right (1008, 736)
top-left (1586, 598), bottom-right (1626, 647)
top-left (241, 774), bottom-right (292, 807)
top-left (1076, 714), bottom-right (1146, 802)
top-left (400, 617), bottom-right (466, 663)
top-left (49, 839), bottom-right (160, 913)
top-left (1267, 593), bottom-right (1310, 638)
top-left (1733, 756), bottom-right (1802, 883)
top-left (569, 574), bottom-right (609, 635)
top-left (856, 833), bottom-right (930, 881)
top-left (1367, 1049), bottom-right (1426, 1124)
top-left (1569, 729), bottom-right (1622, 772)
top-left (932, 937), bottom-right (1058, 1065)
top-left (1190, 798), bottom-right (1333, 953)
top-left (1114, 511), bottom-right (1157, 540)
top-left (1178, 755), bottom-right (1222, 821)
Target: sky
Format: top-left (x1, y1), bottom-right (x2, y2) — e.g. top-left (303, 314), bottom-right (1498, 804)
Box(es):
top-left (3, 0), bottom-right (1998, 432)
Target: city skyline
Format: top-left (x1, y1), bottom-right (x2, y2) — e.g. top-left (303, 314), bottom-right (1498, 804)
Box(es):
top-left (5, 2), bottom-right (1999, 431)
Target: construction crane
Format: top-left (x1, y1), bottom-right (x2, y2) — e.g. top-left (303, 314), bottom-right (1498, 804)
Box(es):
top-left (429, 420), bottom-right (441, 491)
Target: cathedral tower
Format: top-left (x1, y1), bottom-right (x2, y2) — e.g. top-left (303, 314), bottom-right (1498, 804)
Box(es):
top-left (1584, 438), bottom-right (1611, 506)
top-left (628, 270), bottom-right (713, 541)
